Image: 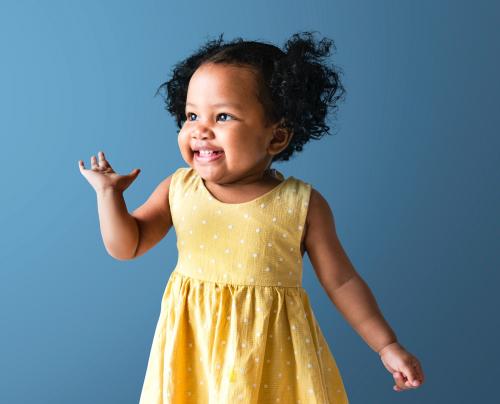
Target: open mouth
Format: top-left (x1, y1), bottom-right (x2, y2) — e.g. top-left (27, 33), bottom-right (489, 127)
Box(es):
top-left (194, 150), bottom-right (224, 162)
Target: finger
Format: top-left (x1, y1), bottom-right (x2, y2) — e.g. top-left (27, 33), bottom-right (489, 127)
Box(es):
top-left (413, 360), bottom-right (425, 385)
top-left (91, 155), bottom-right (98, 170)
top-left (393, 372), bottom-right (409, 391)
top-left (97, 151), bottom-right (110, 169)
top-left (401, 363), bottom-right (420, 387)
top-left (393, 373), bottom-right (404, 392)
top-left (128, 168), bottom-right (141, 177)
top-left (78, 160), bottom-right (86, 172)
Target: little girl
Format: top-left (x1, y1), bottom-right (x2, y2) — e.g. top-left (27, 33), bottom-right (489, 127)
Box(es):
top-left (79, 31), bottom-right (424, 403)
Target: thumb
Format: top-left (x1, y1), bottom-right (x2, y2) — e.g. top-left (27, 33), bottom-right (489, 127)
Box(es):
top-left (129, 168), bottom-right (141, 178)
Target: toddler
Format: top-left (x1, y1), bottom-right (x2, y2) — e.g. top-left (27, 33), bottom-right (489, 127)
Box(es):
top-left (79, 31), bottom-right (424, 403)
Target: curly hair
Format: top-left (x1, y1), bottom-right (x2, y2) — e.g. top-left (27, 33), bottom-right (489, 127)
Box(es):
top-left (155, 31), bottom-right (346, 162)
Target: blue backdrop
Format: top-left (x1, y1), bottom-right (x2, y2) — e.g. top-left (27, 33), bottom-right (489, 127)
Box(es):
top-left (1, 0), bottom-right (498, 403)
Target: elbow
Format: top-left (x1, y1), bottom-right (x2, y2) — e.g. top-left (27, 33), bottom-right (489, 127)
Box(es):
top-left (105, 246), bottom-right (137, 261)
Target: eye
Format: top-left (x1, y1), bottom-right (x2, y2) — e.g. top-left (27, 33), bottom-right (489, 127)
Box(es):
top-left (186, 112), bottom-right (197, 121)
top-left (217, 113), bottom-right (234, 122)
top-left (185, 112), bottom-right (235, 122)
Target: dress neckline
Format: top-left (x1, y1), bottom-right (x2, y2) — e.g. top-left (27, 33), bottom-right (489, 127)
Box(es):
top-left (195, 169), bottom-right (290, 206)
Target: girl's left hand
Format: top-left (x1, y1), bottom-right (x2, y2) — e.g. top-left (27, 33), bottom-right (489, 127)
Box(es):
top-left (378, 342), bottom-right (425, 392)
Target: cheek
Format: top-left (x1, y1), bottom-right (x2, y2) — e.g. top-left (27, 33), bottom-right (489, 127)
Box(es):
top-left (178, 131), bottom-right (192, 157)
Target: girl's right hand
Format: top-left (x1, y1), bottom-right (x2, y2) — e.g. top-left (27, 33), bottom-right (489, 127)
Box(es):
top-left (78, 151), bottom-right (141, 193)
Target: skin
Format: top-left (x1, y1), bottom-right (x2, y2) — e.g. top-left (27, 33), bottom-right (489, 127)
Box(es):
top-left (79, 62), bottom-right (425, 393)
top-left (178, 62), bottom-right (292, 203)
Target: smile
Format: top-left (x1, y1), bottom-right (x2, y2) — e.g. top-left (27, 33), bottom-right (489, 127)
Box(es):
top-left (194, 150), bottom-right (224, 163)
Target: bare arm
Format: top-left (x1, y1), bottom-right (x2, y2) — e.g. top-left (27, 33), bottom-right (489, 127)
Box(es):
top-left (304, 188), bottom-right (398, 354)
top-left (96, 188), bottom-right (139, 260)
top-left (97, 174), bottom-right (173, 260)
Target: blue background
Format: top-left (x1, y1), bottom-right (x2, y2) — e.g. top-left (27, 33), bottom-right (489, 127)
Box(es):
top-left (1, 0), bottom-right (498, 403)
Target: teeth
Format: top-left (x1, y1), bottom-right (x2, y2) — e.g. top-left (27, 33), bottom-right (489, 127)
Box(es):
top-left (199, 150), bottom-right (219, 156)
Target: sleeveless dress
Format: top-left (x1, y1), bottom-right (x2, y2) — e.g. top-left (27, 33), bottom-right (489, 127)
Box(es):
top-left (139, 166), bottom-right (349, 404)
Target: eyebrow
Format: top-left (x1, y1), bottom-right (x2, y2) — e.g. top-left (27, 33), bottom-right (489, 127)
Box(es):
top-left (186, 102), bottom-right (243, 109)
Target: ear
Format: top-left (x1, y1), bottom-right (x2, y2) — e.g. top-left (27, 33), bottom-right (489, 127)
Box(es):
top-left (267, 118), bottom-right (293, 156)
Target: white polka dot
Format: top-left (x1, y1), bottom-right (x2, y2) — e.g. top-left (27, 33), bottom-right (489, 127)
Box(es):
top-left (237, 263), bottom-right (242, 269)
top-left (308, 388), bottom-right (313, 394)
top-left (189, 229), bottom-right (193, 234)
top-left (243, 213), bottom-right (249, 219)
top-left (277, 281), bottom-right (282, 286)
top-left (197, 267), bottom-right (202, 273)
top-left (240, 239), bottom-right (245, 244)
top-left (298, 225), bottom-right (303, 230)
top-left (228, 224), bottom-right (233, 229)
top-left (265, 267), bottom-right (270, 272)
top-left (272, 217), bottom-right (277, 222)
top-left (282, 233), bottom-right (287, 238)
top-left (267, 242), bottom-right (272, 247)
top-left (252, 252), bottom-right (258, 258)
top-left (242, 343), bottom-right (246, 348)
top-left (278, 257), bottom-right (283, 261)
top-left (249, 277), bottom-right (255, 283)
top-left (213, 234), bottom-right (219, 239)
top-left (199, 244), bottom-right (204, 249)
top-left (291, 325), bottom-right (296, 330)
top-left (256, 228), bottom-right (261, 233)
top-left (260, 203), bottom-right (265, 208)
top-left (307, 363), bottom-right (312, 368)
top-left (224, 248), bottom-right (231, 254)
top-left (290, 247), bottom-right (294, 251)
top-left (264, 384), bottom-right (268, 388)
top-left (216, 209), bottom-right (222, 214)
top-left (287, 208), bottom-right (292, 214)
top-left (289, 271), bottom-right (293, 276)
top-left (201, 219), bottom-right (207, 224)
top-left (305, 338), bottom-right (310, 343)
top-left (193, 205), bottom-right (197, 210)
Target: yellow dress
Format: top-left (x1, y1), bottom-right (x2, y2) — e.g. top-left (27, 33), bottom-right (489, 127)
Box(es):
top-left (139, 167), bottom-right (349, 404)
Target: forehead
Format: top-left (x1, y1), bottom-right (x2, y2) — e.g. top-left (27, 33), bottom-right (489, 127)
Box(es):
top-left (187, 63), bottom-right (260, 104)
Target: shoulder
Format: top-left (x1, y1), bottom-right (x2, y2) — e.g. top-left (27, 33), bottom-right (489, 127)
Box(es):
top-left (304, 186), bottom-right (336, 241)
top-left (141, 166), bottom-right (190, 209)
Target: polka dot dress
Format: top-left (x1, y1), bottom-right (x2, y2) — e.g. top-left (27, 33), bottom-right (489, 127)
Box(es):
top-left (139, 167), bottom-right (349, 404)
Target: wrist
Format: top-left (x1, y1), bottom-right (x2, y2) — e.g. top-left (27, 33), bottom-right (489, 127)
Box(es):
top-left (377, 341), bottom-right (400, 356)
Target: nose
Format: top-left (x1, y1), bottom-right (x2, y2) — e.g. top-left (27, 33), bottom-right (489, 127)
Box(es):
top-left (191, 124), bottom-right (214, 139)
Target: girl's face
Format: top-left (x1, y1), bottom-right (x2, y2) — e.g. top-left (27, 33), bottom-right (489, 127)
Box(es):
top-left (178, 63), bottom-right (286, 186)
